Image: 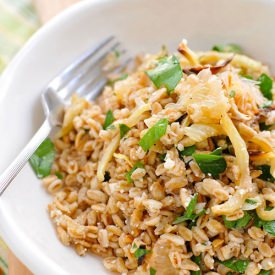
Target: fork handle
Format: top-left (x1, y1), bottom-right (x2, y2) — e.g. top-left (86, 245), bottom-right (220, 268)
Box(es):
top-left (0, 119), bottom-right (52, 195)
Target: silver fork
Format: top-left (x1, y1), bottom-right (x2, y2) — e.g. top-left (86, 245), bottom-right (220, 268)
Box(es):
top-left (0, 36), bottom-right (129, 195)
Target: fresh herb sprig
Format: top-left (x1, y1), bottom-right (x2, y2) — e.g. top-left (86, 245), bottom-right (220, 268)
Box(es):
top-left (125, 162), bottom-right (144, 183)
top-left (103, 110), bottom-right (115, 130)
top-left (139, 118), bottom-right (168, 151)
top-left (173, 194), bottom-right (205, 225)
top-left (119, 124), bottom-right (130, 138)
top-left (257, 73), bottom-right (273, 100)
top-left (29, 138), bottom-right (56, 178)
top-left (192, 147), bottom-right (227, 177)
top-left (146, 55), bottom-right (183, 93)
top-left (223, 212), bottom-right (252, 229)
top-left (218, 258), bottom-right (250, 273)
top-left (212, 44), bottom-right (242, 53)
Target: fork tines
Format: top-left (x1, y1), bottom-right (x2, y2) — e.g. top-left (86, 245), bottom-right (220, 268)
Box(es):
top-left (48, 36), bottom-right (130, 102)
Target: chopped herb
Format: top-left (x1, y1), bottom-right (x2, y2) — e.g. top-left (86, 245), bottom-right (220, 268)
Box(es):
top-left (125, 162), bottom-right (144, 183)
top-left (139, 118), bottom-right (168, 151)
top-left (257, 73), bottom-right (273, 100)
top-left (242, 75), bottom-right (253, 80)
top-left (192, 149), bottom-right (227, 177)
top-left (261, 100), bottom-right (273, 109)
top-left (263, 220), bottom-right (275, 236)
top-left (211, 147), bottom-right (223, 155)
top-left (229, 90), bottom-right (236, 97)
top-left (173, 194), bottom-right (205, 225)
top-left (55, 171), bottom-right (63, 180)
top-left (245, 199), bottom-right (257, 205)
top-left (226, 273), bottom-right (234, 275)
top-left (258, 270), bottom-right (271, 275)
top-left (114, 49), bottom-right (121, 58)
top-left (108, 73), bottom-right (128, 85)
top-left (29, 138), bottom-right (56, 179)
top-left (150, 267), bottom-right (157, 275)
top-left (179, 145), bottom-right (196, 158)
top-left (185, 194), bottom-right (199, 217)
top-left (159, 153), bottom-right (166, 161)
top-left (265, 206), bottom-right (273, 211)
top-left (212, 44), bottom-right (242, 53)
top-left (119, 124), bottom-right (130, 138)
top-left (257, 165), bottom-right (275, 183)
top-left (103, 110), bottom-right (115, 130)
top-left (223, 212), bottom-right (252, 229)
top-left (133, 245), bottom-right (151, 265)
top-left (259, 122), bottom-right (273, 131)
top-left (191, 255), bottom-right (201, 275)
top-left (104, 171), bottom-right (111, 182)
top-left (146, 55), bottom-right (183, 93)
top-left (218, 258), bottom-right (250, 273)
top-left (252, 212), bottom-right (275, 236)
top-left (252, 212), bottom-right (265, 228)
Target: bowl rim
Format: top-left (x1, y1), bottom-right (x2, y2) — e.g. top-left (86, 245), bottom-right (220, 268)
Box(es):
top-left (0, 0), bottom-right (274, 274)
top-left (0, 1), bottom-right (107, 274)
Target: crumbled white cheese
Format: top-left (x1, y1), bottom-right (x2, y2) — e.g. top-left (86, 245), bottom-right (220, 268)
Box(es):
top-left (177, 144), bottom-right (184, 151)
top-left (164, 158), bottom-right (175, 169)
top-left (239, 189), bottom-right (247, 195)
top-left (109, 183), bottom-right (117, 193)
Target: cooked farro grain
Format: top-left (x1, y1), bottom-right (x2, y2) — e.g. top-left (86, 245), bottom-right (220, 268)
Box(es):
top-left (32, 39), bottom-right (275, 274)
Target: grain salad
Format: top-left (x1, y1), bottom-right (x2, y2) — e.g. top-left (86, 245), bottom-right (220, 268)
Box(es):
top-left (30, 40), bottom-right (275, 274)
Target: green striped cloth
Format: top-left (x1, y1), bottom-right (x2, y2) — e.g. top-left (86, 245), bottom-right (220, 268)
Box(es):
top-left (0, 1), bottom-right (39, 274)
top-left (0, 0), bottom-right (39, 72)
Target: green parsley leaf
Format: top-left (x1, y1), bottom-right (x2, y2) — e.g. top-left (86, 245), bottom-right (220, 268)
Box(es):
top-left (103, 110), bottom-right (115, 130)
top-left (223, 212), bottom-right (251, 229)
top-left (29, 138), bottom-right (56, 179)
top-left (150, 267), bottom-right (157, 275)
top-left (229, 90), bottom-right (236, 97)
top-left (179, 145), bottom-right (196, 158)
top-left (245, 199), bottom-right (257, 205)
top-left (191, 255), bottom-right (201, 275)
top-left (192, 149), bottom-right (227, 176)
top-left (252, 212), bottom-right (265, 228)
top-left (173, 194), bottom-right (205, 225)
top-left (263, 220), bottom-right (275, 236)
top-left (212, 44), bottom-right (242, 53)
top-left (242, 75), bottom-right (254, 80)
top-left (265, 206), bottom-right (273, 211)
top-left (139, 118), bottom-right (168, 151)
top-left (159, 153), bottom-right (166, 161)
top-left (257, 73), bottom-right (273, 100)
top-left (133, 245), bottom-right (151, 265)
top-left (104, 171), bottom-right (111, 182)
top-left (261, 100), bottom-right (273, 109)
top-left (257, 165), bottom-right (275, 183)
top-left (146, 55), bottom-right (183, 93)
top-left (134, 247), bottom-right (150, 259)
top-left (185, 193), bottom-right (198, 217)
top-left (125, 162), bottom-right (144, 183)
top-left (211, 147), bottom-right (223, 155)
top-left (218, 258), bottom-right (250, 273)
top-left (226, 273), bottom-right (234, 275)
top-left (108, 73), bottom-right (128, 85)
top-left (55, 171), bottom-right (63, 180)
top-left (251, 212), bottom-right (275, 236)
top-left (258, 270), bottom-right (271, 275)
top-left (119, 124), bottom-right (130, 138)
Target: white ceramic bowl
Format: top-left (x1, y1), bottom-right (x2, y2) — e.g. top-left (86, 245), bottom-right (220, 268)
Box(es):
top-left (0, 0), bottom-right (275, 274)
